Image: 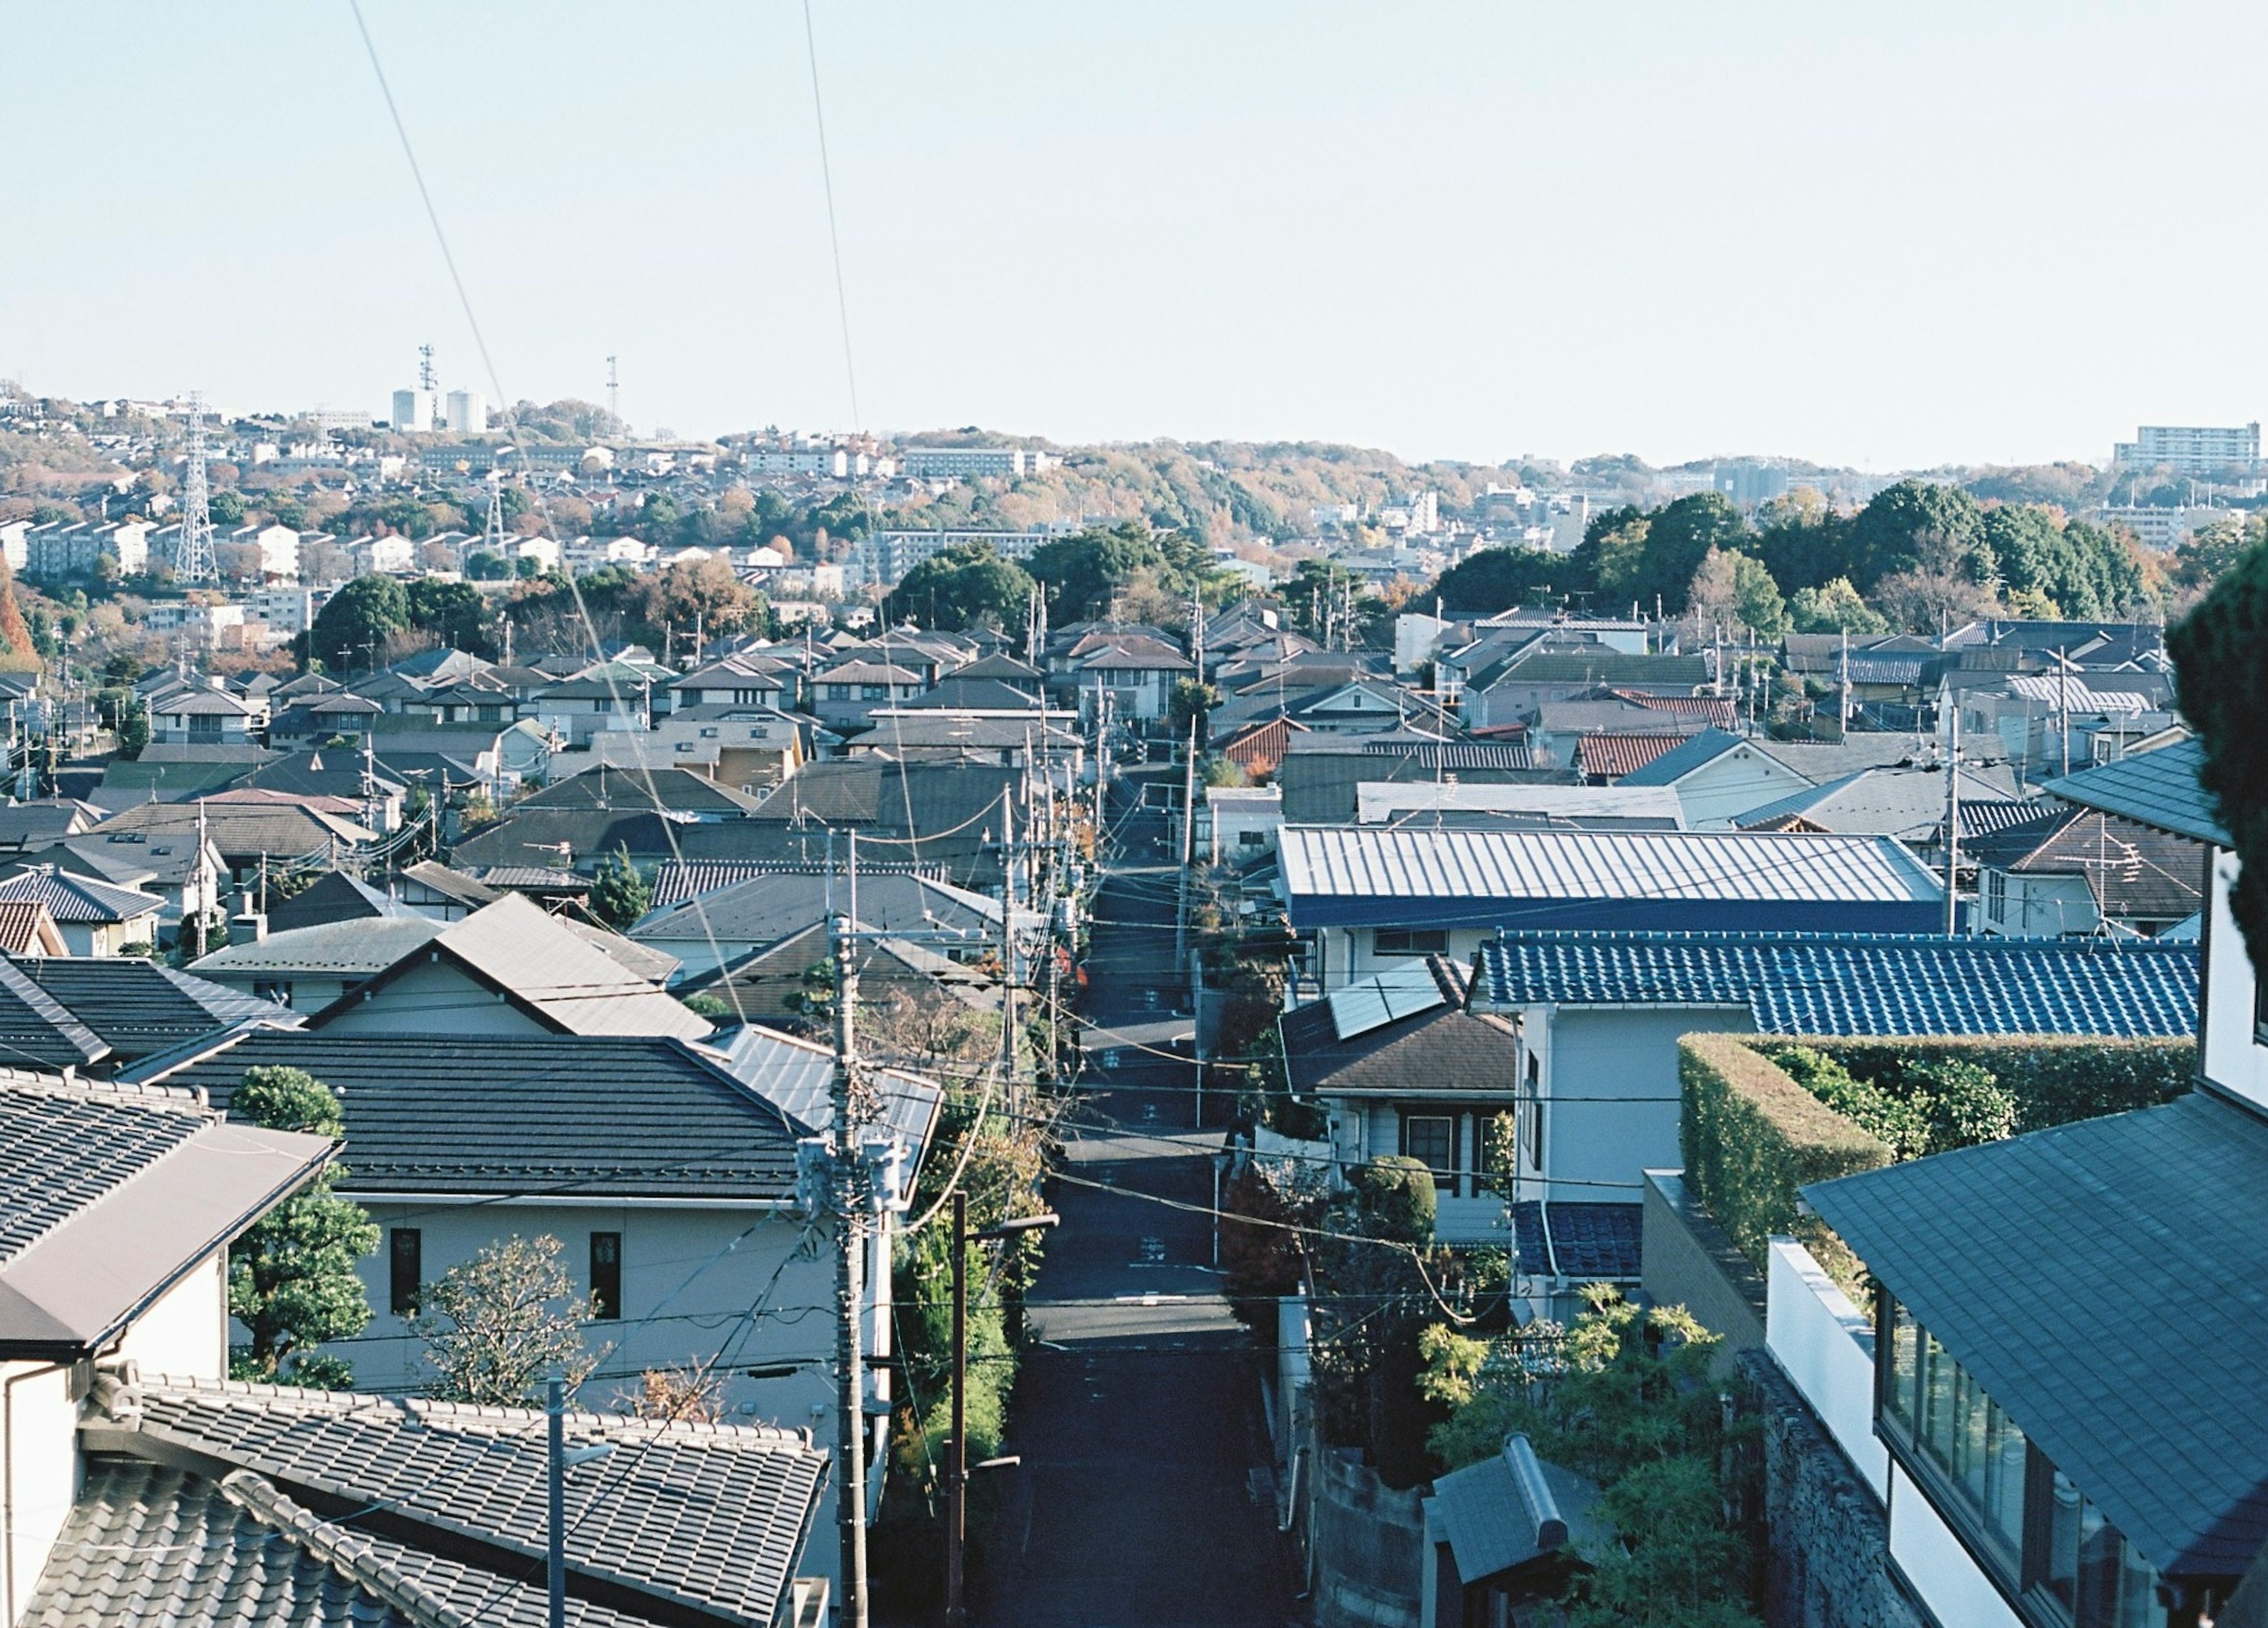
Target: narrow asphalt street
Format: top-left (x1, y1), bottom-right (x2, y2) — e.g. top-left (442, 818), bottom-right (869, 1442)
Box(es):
top-left (976, 775), bottom-right (1295, 1628)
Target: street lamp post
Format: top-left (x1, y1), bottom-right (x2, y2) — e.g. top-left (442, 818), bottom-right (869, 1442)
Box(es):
top-left (945, 1199), bottom-right (1058, 1627)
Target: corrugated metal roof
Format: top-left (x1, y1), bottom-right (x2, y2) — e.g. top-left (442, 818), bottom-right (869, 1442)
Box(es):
top-left (1281, 826), bottom-right (1942, 912)
top-left (1474, 931), bottom-right (2198, 1037)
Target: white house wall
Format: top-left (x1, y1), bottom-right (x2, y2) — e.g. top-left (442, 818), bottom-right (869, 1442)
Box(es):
top-left (1542, 1007), bottom-right (1750, 1201)
top-left (2203, 846), bottom-right (2268, 1114)
top-left (315, 960), bottom-right (557, 1036)
top-left (1669, 749), bottom-right (1811, 829)
top-left (1, 1359), bottom-right (78, 1628)
top-left (119, 1254), bottom-right (228, 1381)
top-left (1885, 1460), bottom-right (2025, 1628)
top-left (1764, 1241), bottom-right (1885, 1498)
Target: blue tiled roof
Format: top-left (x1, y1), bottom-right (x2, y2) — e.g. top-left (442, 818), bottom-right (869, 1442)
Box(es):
top-left (1475, 931), bottom-right (2197, 1038)
top-left (1511, 1200), bottom-right (1643, 1280)
top-left (2044, 739), bottom-right (2227, 847)
top-left (1614, 727), bottom-right (1748, 786)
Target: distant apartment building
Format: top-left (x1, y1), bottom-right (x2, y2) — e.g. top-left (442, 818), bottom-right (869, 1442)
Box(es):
top-left (226, 523), bottom-right (301, 579)
top-left (898, 445), bottom-right (1045, 480)
top-left (2113, 422), bottom-right (2260, 473)
top-left (143, 600), bottom-right (249, 650)
top-left (391, 387), bottom-right (438, 433)
top-left (861, 527), bottom-right (1058, 588)
top-left (246, 586), bottom-right (318, 635)
top-left (2094, 504), bottom-right (2233, 552)
top-left (302, 406), bottom-right (373, 430)
top-left (24, 520), bottom-right (149, 582)
top-left (1713, 458), bottom-right (1792, 508)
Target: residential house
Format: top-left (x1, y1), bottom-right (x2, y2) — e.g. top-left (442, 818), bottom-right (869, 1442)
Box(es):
top-left (85, 799), bottom-right (377, 889)
top-left (1613, 728), bottom-right (1816, 828)
top-left (630, 866), bottom-right (1011, 982)
top-left (191, 891), bottom-right (712, 1038)
top-left (669, 655), bottom-right (791, 712)
top-left (1278, 824), bottom-right (1947, 990)
top-left (516, 762), bottom-right (769, 822)
top-left (128, 1026), bottom-right (921, 1594)
top-left (2, 955), bottom-right (296, 1068)
top-left (0, 800), bottom-right (103, 854)
top-left (1276, 733), bottom-right (1540, 823)
top-left (1746, 744), bottom-right (2268, 1628)
top-left (0, 866), bottom-right (165, 955)
top-left (1467, 930), bottom-right (2198, 1217)
top-left (1204, 785), bottom-right (1283, 862)
top-left (388, 858), bottom-right (503, 920)
top-left (6, 828), bottom-right (224, 945)
top-left (809, 659), bottom-right (927, 729)
top-left (531, 674), bottom-right (653, 746)
top-left (0, 901), bottom-right (67, 957)
top-left (1352, 783), bottom-right (1684, 829)
top-left (1453, 641), bottom-right (1707, 732)
top-left (0, 1074), bottom-right (334, 1627)
top-left (1058, 632), bottom-right (1194, 726)
top-left (588, 706), bottom-right (810, 793)
top-left (1969, 804), bottom-right (2204, 938)
top-left (146, 688), bottom-right (258, 747)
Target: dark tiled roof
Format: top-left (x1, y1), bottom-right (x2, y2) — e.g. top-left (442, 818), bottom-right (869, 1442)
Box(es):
top-left (1964, 806), bottom-right (2204, 920)
top-left (129, 1032), bottom-right (801, 1199)
top-left (1474, 932), bottom-right (2198, 1038)
top-left (76, 1376), bottom-right (826, 1628)
top-left (1511, 1200), bottom-right (1643, 1280)
top-left (9, 957), bottom-right (299, 1063)
top-left (1279, 963), bottom-right (1521, 1100)
top-left (1805, 1091), bottom-right (2268, 1582)
top-left (0, 958), bottom-right (113, 1068)
top-left (649, 857), bottom-right (941, 911)
top-left (2045, 738), bottom-right (2228, 846)
top-left (522, 764), bottom-right (766, 815)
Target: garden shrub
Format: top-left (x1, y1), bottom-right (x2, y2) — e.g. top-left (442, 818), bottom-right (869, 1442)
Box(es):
top-left (1678, 1035), bottom-right (1889, 1293)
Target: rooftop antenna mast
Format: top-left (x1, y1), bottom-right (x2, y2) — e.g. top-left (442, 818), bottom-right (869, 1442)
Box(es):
top-left (176, 393), bottom-right (217, 587)
top-left (605, 355), bottom-right (620, 435)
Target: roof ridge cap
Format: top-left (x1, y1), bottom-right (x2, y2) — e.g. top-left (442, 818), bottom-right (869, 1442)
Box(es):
top-left (219, 1469), bottom-right (472, 1628)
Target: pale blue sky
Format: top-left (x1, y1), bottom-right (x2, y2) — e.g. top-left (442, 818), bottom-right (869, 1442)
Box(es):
top-left (4, 2), bottom-right (2260, 469)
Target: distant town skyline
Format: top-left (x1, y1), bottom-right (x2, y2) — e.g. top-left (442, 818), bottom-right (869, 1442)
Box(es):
top-left (4, 2), bottom-right (2261, 472)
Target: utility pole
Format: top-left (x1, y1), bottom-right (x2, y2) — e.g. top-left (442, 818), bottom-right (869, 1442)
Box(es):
top-left (1944, 704), bottom-right (1962, 937)
top-left (832, 834), bottom-right (869, 1628)
top-left (944, 1199), bottom-right (1055, 1628)
top-left (548, 1378), bottom-right (566, 1628)
top-left (2057, 647), bottom-right (2071, 779)
top-left (1175, 712), bottom-right (1197, 967)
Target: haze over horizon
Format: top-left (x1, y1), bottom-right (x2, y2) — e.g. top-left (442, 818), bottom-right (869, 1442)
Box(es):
top-left (5, 1), bottom-right (2260, 472)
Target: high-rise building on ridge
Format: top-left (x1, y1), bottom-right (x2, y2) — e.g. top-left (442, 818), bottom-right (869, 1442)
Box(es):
top-left (445, 389), bottom-right (487, 433)
top-left (391, 387), bottom-right (436, 433)
top-left (2113, 422), bottom-right (2260, 474)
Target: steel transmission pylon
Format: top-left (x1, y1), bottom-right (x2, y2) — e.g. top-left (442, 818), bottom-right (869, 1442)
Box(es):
top-left (177, 393), bottom-right (217, 586)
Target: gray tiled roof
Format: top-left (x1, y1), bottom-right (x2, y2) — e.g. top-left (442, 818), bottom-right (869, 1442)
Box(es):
top-left (0, 957), bottom-right (111, 1068)
top-left (2044, 738), bottom-right (2229, 846)
top-left (0, 1078), bottom-right (204, 1264)
top-left (9, 957), bottom-right (298, 1062)
top-left (103, 1375), bottom-right (827, 1627)
top-left (1474, 931), bottom-right (2198, 1038)
top-left (1804, 1091), bottom-right (2268, 1582)
top-left (23, 1459), bottom-right (431, 1628)
top-left (127, 1032), bottom-right (801, 1200)
top-left (0, 864), bottom-right (164, 925)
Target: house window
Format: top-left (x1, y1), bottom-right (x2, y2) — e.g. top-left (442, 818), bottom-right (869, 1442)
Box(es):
top-left (1400, 1114), bottom-right (1455, 1183)
top-left (589, 1232), bottom-right (622, 1320)
top-left (1526, 1055), bottom-right (1544, 1171)
top-left (1375, 928), bottom-right (1449, 957)
top-left (389, 1229), bottom-right (422, 1317)
top-left (1881, 1296), bottom-right (2160, 1624)
top-left (1239, 830), bottom-right (1267, 849)
top-left (1983, 868), bottom-right (2006, 925)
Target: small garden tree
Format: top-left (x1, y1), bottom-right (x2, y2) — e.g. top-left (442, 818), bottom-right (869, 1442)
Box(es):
top-left (588, 844), bottom-right (651, 928)
top-left (1420, 1287), bottom-right (1760, 1628)
top-left (416, 1234), bottom-right (595, 1405)
top-left (227, 1066), bottom-right (377, 1386)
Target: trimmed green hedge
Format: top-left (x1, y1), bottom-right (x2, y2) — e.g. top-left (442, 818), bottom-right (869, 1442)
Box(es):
top-left (1678, 1033), bottom-right (1889, 1294)
top-left (1803, 1038), bottom-right (2192, 1133)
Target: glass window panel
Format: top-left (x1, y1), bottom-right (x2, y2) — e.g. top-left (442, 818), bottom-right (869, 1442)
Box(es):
top-left (2044, 1469), bottom-right (2082, 1613)
top-left (1922, 1332), bottom-right (1957, 1467)
top-left (2114, 1534), bottom-right (2159, 1628)
top-left (1886, 1301), bottom-right (1919, 1433)
top-left (2078, 1498), bottom-right (2117, 1626)
top-left (1402, 1115), bottom-right (1454, 1180)
top-left (1983, 1400), bottom-right (2026, 1556)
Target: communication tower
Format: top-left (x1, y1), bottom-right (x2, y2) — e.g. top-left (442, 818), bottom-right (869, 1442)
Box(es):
top-left (176, 393), bottom-right (216, 586)
top-left (605, 355), bottom-right (620, 433)
top-left (418, 344), bottom-right (437, 393)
